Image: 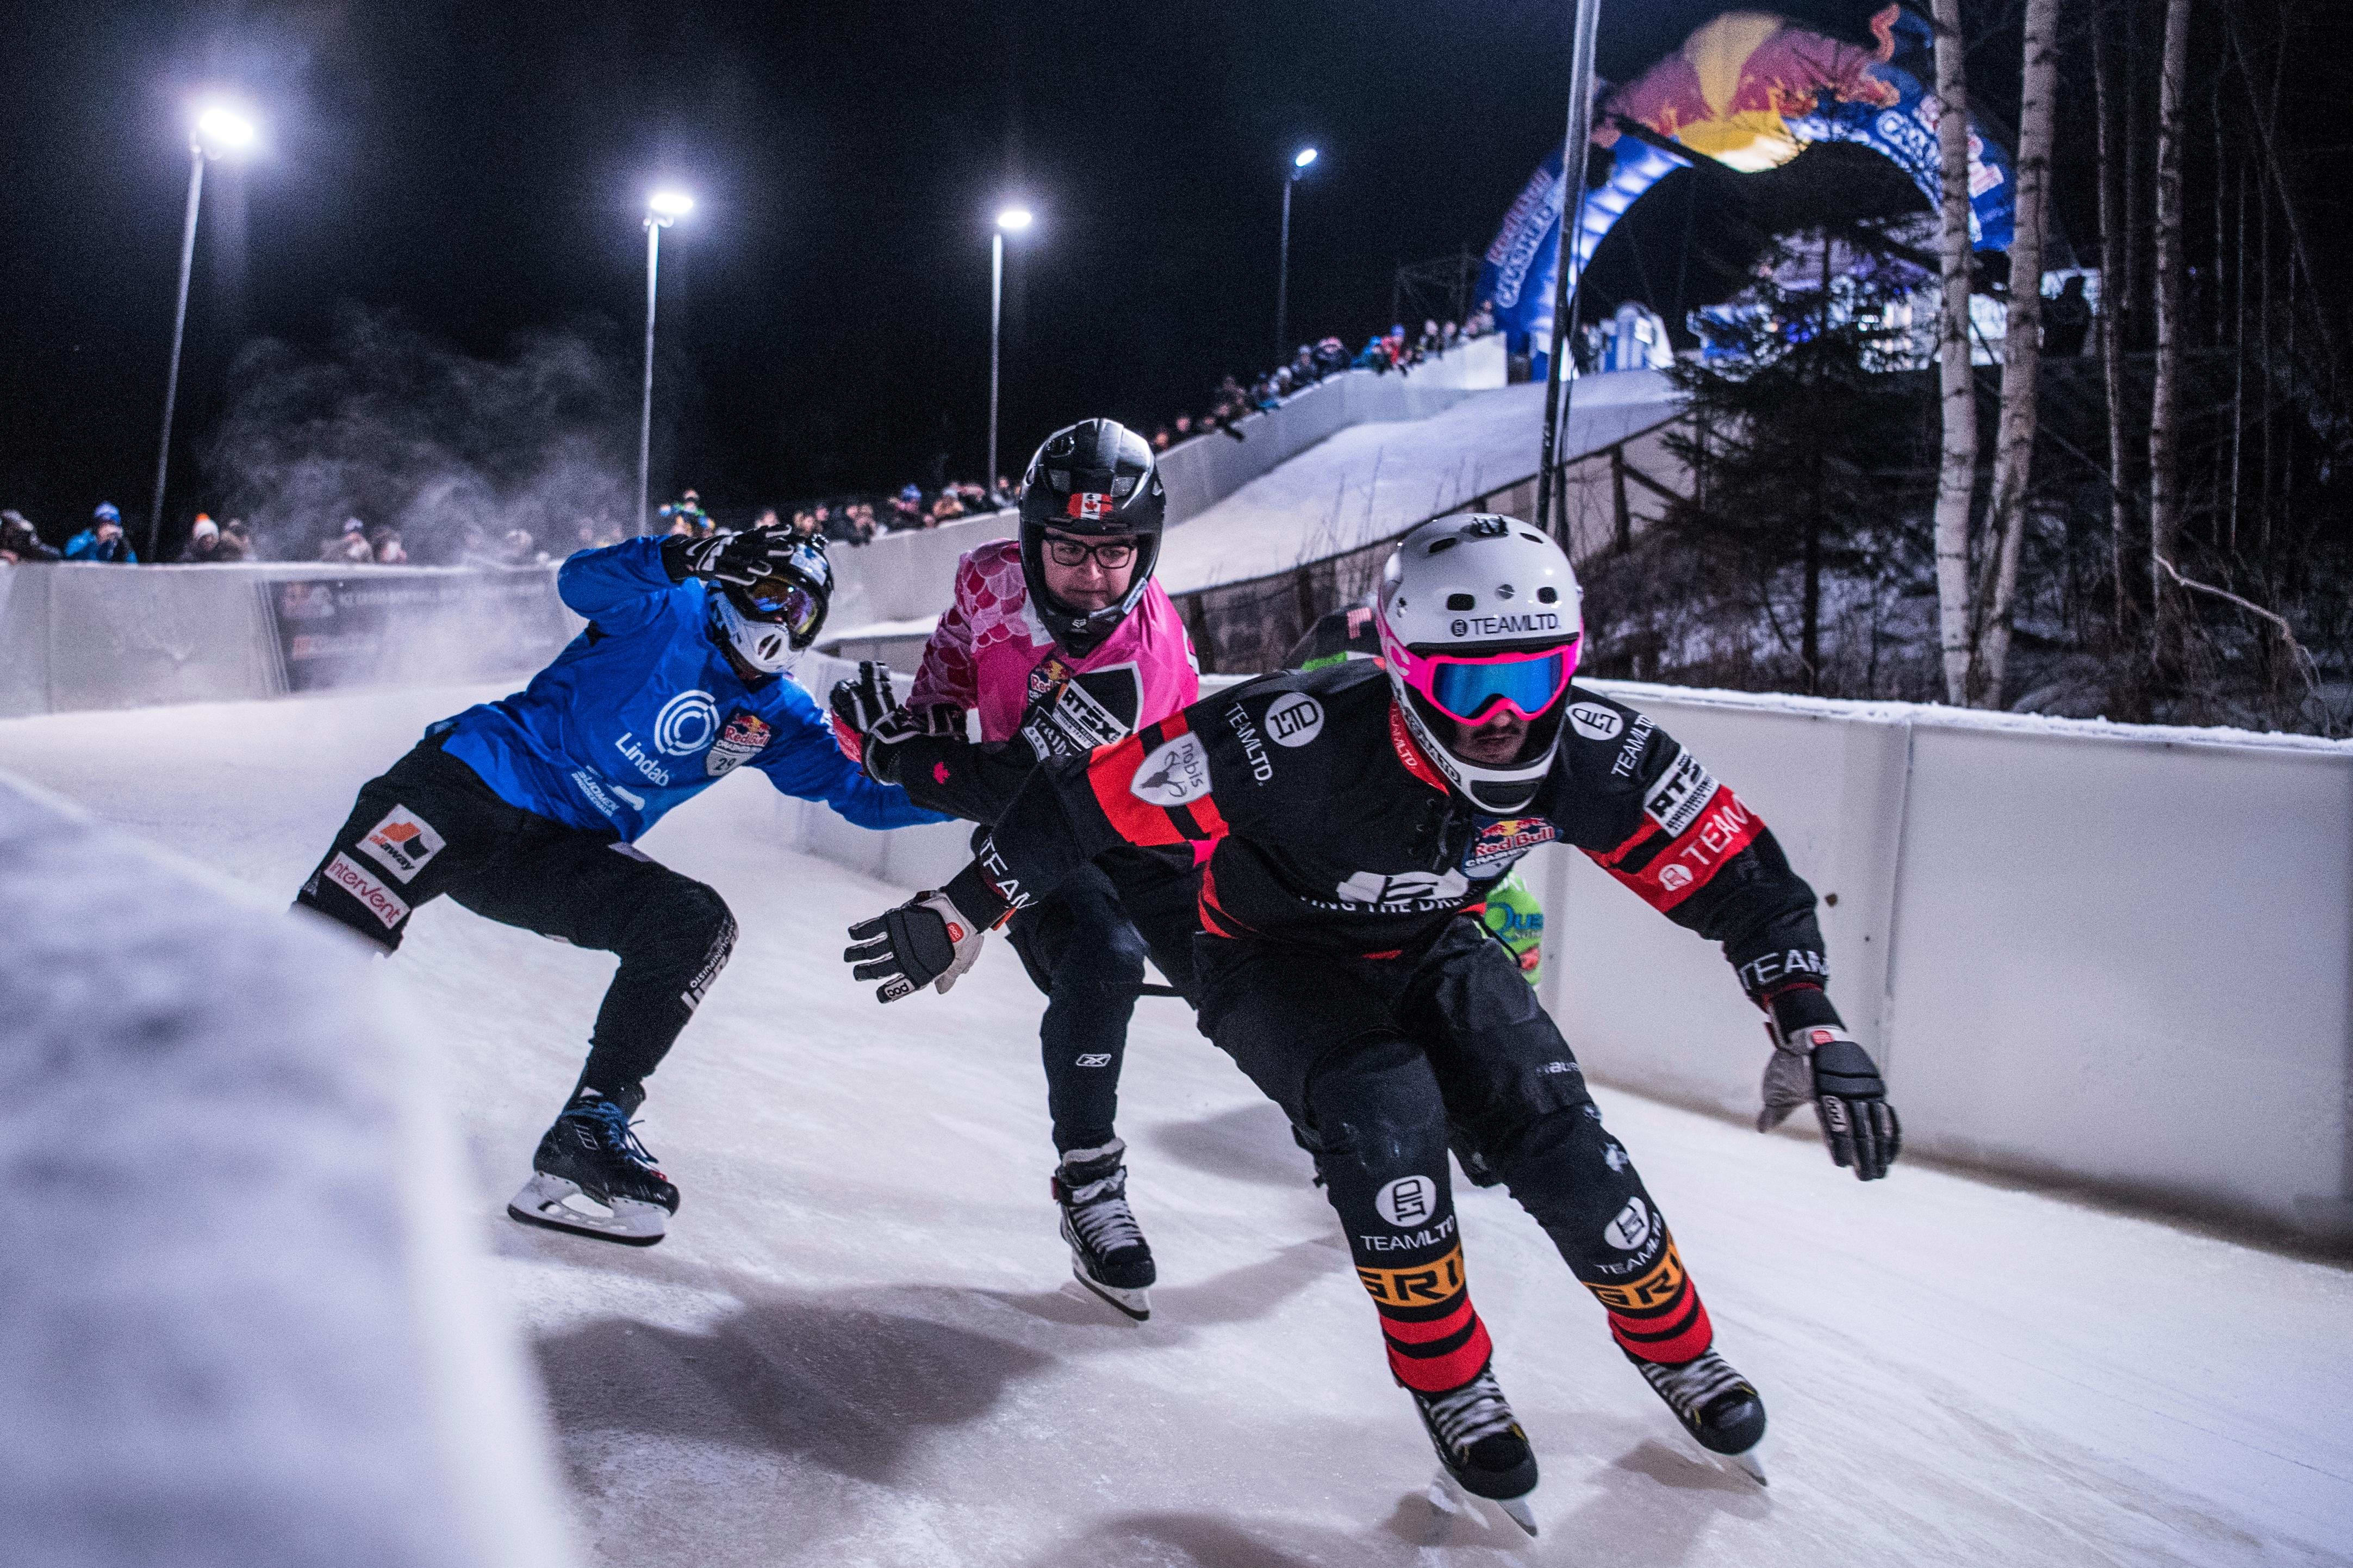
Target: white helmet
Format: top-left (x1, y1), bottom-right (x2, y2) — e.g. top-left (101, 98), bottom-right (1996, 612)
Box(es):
top-left (1374, 514), bottom-right (1584, 813)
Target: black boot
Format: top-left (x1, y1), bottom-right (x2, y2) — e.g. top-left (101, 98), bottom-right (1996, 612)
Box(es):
top-left (508, 1090), bottom-right (679, 1246)
top-left (1410, 1361), bottom-right (1539, 1534)
top-left (1053, 1139), bottom-right (1155, 1320)
top-left (1626, 1346), bottom-right (1769, 1480)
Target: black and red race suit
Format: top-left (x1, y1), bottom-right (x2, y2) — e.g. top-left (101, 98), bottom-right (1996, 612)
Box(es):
top-left (954, 659), bottom-right (1838, 1391)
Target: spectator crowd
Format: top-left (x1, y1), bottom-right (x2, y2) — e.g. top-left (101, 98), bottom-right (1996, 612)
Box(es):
top-left (2, 310), bottom-right (1491, 569)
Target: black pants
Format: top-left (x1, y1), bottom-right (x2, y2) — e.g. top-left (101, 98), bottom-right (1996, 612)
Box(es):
top-left (295, 738), bottom-right (737, 1105)
top-left (1193, 917), bottom-right (1714, 1391)
top-left (1004, 848), bottom-right (1200, 1156)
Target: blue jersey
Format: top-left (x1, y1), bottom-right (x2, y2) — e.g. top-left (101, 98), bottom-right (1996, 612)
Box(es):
top-left (437, 538), bottom-right (943, 841)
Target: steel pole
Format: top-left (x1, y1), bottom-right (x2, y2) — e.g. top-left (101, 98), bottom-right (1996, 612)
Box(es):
top-left (1274, 175), bottom-right (1294, 361)
top-left (1535, 0), bottom-right (1604, 544)
top-left (637, 219), bottom-right (660, 535)
top-left (149, 148), bottom-right (204, 560)
top-left (988, 229), bottom-right (1004, 503)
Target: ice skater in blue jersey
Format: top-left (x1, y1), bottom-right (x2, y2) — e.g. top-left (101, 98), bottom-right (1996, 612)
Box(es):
top-left (297, 524), bottom-right (943, 1245)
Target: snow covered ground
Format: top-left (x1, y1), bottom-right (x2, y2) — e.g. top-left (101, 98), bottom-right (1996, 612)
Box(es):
top-left (4, 684), bottom-right (2349, 1568)
top-left (1156, 372), bottom-right (1678, 597)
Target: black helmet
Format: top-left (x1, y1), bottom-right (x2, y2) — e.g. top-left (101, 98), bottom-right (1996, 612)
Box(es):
top-left (1017, 418), bottom-right (1167, 655)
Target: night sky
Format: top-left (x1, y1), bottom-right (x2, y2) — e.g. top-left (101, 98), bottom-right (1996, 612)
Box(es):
top-left (2, 1), bottom-right (2005, 546)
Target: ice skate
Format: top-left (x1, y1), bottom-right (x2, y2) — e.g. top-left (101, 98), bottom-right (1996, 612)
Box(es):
top-left (1627, 1347), bottom-right (1769, 1483)
top-left (1410, 1363), bottom-right (1539, 1536)
top-left (1052, 1140), bottom-right (1155, 1321)
top-left (507, 1094), bottom-right (679, 1247)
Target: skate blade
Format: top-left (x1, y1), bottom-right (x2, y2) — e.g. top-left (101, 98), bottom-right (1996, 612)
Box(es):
top-left (1069, 1258), bottom-right (1150, 1321)
top-left (1427, 1467), bottom-right (1539, 1538)
top-left (1724, 1442), bottom-right (1768, 1486)
top-left (507, 1172), bottom-right (666, 1246)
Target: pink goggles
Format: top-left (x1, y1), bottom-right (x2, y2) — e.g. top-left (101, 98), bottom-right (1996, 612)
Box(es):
top-left (1392, 640), bottom-right (1580, 724)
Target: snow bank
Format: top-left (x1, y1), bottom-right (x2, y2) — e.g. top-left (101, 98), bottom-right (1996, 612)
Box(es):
top-left (0, 773), bottom-right (575, 1568)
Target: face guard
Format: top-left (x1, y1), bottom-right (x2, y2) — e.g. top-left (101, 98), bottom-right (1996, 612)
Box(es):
top-left (711, 538), bottom-right (831, 674)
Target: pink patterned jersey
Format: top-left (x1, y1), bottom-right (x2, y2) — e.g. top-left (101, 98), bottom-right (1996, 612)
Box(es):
top-left (910, 539), bottom-right (1199, 749)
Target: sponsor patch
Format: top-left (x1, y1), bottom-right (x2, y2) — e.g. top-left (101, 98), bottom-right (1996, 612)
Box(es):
top-left (571, 770), bottom-right (621, 817)
top-left (1604, 1195), bottom-right (1657, 1253)
top-left (1265, 691), bottom-right (1324, 747)
top-left (1074, 1052), bottom-right (1113, 1068)
top-left (1568, 701), bottom-right (1624, 742)
top-left (707, 710), bottom-right (773, 777)
top-left (1461, 815), bottom-right (1558, 876)
top-left (1329, 868), bottom-right (1470, 910)
top-left (1642, 748), bottom-right (1717, 837)
top-left (1356, 1245), bottom-right (1466, 1306)
top-left (652, 689), bottom-right (720, 757)
top-left (1375, 1174), bottom-right (1439, 1228)
top-left (1585, 1237), bottom-right (1687, 1313)
top-left (1225, 702), bottom-right (1273, 783)
top-left (356, 805), bottom-right (444, 883)
top-left (1130, 732), bottom-right (1211, 807)
top-left (680, 913), bottom-right (737, 1010)
top-left (1657, 863), bottom-right (1693, 892)
top-left (323, 852), bottom-right (410, 931)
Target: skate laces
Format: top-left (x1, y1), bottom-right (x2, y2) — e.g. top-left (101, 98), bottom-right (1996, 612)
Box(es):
top-left (1634, 1351), bottom-right (1750, 1420)
top-left (568, 1100), bottom-right (662, 1171)
top-left (1061, 1168), bottom-right (1144, 1254)
top-left (1423, 1369), bottom-right (1520, 1454)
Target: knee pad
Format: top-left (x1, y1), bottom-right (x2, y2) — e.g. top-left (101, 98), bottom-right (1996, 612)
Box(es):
top-left (1486, 1101), bottom-right (1649, 1250)
top-left (1303, 1034), bottom-right (1455, 1215)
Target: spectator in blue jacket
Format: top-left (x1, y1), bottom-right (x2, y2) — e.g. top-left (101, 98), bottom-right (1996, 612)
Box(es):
top-left (295, 525), bottom-right (946, 1248)
top-left (64, 503), bottom-right (137, 562)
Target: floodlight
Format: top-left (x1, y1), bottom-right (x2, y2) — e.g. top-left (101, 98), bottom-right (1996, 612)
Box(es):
top-left (1293, 146), bottom-right (1319, 170)
top-left (192, 104), bottom-right (257, 157)
top-left (997, 206), bottom-right (1034, 232)
top-left (648, 190), bottom-right (695, 219)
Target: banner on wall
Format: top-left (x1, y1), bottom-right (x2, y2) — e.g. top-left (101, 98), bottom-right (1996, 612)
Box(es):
top-left (1477, 5), bottom-right (2016, 357)
top-left (262, 570), bottom-right (572, 693)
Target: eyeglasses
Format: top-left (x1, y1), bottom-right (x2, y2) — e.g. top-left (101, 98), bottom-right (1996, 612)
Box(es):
top-left (1043, 536), bottom-right (1138, 570)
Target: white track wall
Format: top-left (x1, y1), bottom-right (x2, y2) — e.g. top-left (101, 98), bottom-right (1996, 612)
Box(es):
top-left (0, 776), bottom-right (577, 1568)
top-left (1530, 682), bottom-right (2353, 1232)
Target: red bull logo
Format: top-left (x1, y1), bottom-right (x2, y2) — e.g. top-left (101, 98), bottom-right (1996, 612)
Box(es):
top-left (1596, 6), bottom-right (1903, 173)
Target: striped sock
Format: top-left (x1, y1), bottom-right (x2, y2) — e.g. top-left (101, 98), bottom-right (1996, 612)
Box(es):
top-left (1583, 1233), bottom-right (1715, 1365)
top-left (1358, 1244), bottom-right (1495, 1392)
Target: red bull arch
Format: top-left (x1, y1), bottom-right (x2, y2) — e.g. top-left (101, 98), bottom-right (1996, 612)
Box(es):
top-left (1477, 5), bottom-right (2017, 367)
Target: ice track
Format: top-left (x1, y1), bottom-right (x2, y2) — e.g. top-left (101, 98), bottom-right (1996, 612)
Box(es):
top-left (5, 685), bottom-right (2349, 1568)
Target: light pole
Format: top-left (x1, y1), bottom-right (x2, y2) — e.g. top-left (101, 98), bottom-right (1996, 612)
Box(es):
top-left (988, 205), bottom-right (1033, 507)
top-left (1535, 0), bottom-right (1604, 544)
top-left (150, 103), bottom-right (256, 559)
top-left (638, 189), bottom-right (694, 534)
top-left (1274, 146), bottom-right (1317, 360)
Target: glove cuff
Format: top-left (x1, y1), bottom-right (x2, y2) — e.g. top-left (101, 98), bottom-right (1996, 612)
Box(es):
top-left (658, 534), bottom-right (696, 583)
top-left (944, 858), bottom-right (1014, 932)
top-left (1767, 983), bottom-right (1842, 1040)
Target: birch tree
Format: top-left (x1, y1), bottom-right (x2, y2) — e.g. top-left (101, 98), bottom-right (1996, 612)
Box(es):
top-left (1971, 0), bottom-right (2063, 705)
top-left (2147, 0), bottom-right (2193, 658)
top-left (1931, 0), bottom-right (1978, 705)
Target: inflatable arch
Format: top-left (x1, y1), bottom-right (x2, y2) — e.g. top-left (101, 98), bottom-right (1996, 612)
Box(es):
top-left (1477, 5), bottom-right (2017, 363)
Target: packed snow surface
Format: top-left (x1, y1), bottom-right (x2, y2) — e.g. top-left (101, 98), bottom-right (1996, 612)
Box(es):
top-left (3, 684), bottom-right (2347, 1568)
top-left (1156, 372), bottom-right (1679, 596)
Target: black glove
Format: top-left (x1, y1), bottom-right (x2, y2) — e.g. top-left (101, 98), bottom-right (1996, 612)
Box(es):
top-left (1759, 1006), bottom-right (1902, 1182)
top-left (844, 885), bottom-right (991, 1002)
top-left (662, 525), bottom-right (803, 588)
top-left (828, 661), bottom-right (900, 771)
